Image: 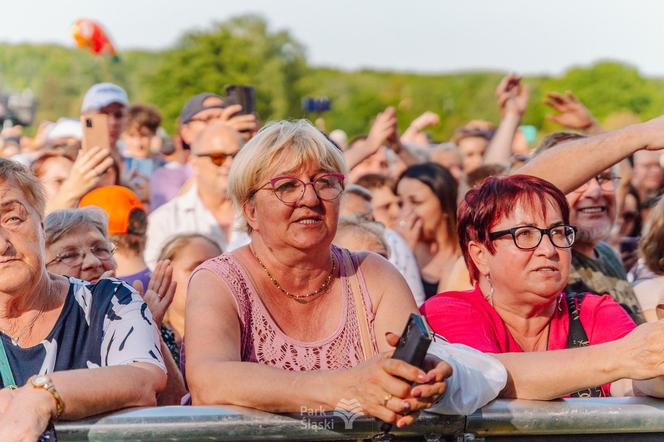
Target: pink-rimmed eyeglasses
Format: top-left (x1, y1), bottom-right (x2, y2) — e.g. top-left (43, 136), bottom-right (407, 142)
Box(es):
top-left (254, 173), bottom-right (345, 204)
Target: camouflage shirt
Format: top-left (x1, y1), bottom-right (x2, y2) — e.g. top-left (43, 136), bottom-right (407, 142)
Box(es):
top-left (568, 241), bottom-right (644, 324)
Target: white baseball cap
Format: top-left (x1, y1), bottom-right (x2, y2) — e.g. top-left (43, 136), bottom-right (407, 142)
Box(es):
top-left (80, 83), bottom-right (128, 113)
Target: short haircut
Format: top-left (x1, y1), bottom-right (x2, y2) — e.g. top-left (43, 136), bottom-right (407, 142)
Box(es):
top-left (344, 184), bottom-right (372, 202)
top-left (44, 207), bottom-right (109, 246)
top-left (126, 104), bottom-right (162, 133)
top-left (0, 158), bottom-right (46, 220)
top-left (228, 120), bottom-right (347, 232)
top-left (157, 233), bottom-right (222, 262)
top-left (640, 196), bottom-right (664, 274)
top-left (457, 174), bottom-right (570, 282)
top-left (398, 163), bottom-right (458, 244)
top-left (335, 215), bottom-right (390, 259)
top-left (466, 163), bottom-right (508, 188)
top-left (532, 132), bottom-right (586, 157)
top-left (355, 173), bottom-right (396, 192)
top-left (110, 208), bottom-right (148, 255)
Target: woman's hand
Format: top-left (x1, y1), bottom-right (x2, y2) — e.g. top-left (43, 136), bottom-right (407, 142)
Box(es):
top-left (133, 260), bottom-right (176, 327)
top-left (0, 385), bottom-right (56, 441)
top-left (395, 212), bottom-right (422, 251)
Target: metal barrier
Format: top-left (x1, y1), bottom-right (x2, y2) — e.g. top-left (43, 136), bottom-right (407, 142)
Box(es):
top-left (54, 398), bottom-right (664, 441)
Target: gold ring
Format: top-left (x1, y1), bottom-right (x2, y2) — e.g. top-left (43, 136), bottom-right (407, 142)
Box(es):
top-left (383, 393), bottom-right (393, 407)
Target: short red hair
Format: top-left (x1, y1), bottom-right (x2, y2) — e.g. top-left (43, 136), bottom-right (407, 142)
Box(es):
top-left (457, 174), bottom-right (570, 283)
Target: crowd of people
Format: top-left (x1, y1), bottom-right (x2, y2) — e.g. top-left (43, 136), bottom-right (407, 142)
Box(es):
top-left (2, 72), bottom-right (664, 439)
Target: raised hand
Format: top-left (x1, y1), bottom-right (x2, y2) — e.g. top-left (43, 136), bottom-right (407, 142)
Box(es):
top-left (219, 104), bottom-right (259, 139)
top-left (401, 111), bottom-right (440, 145)
top-left (367, 107), bottom-right (398, 153)
top-left (545, 91), bottom-right (599, 132)
top-left (497, 74), bottom-right (529, 118)
top-left (133, 260), bottom-right (176, 327)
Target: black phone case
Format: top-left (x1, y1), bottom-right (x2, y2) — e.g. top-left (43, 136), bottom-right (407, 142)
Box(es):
top-left (392, 313), bottom-right (432, 368)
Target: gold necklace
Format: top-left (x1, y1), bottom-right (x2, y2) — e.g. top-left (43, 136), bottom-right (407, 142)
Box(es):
top-left (250, 247), bottom-right (336, 304)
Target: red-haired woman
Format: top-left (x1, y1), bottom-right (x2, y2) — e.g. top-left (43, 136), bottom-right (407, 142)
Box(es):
top-left (421, 174), bottom-right (664, 399)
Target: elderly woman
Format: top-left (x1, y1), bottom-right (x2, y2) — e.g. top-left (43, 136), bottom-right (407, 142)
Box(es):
top-left (0, 159), bottom-right (165, 440)
top-left (422, 174), bottom-right (664, 399)
top-left (186, 120), bottom-right (495, 426)
top-left (44, 207), bottom-right (185, 403)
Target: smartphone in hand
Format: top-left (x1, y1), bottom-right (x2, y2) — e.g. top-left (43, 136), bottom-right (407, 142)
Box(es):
top-left (81, 114), bottom-right (111, 151)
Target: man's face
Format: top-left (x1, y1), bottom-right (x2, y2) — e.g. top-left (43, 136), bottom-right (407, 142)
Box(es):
top-left (566, 170), bottom-right (617, 246)
top-left (180, 97), bottom-right (225, 146)
top-left (96, 102), bottom-right (126, 149)
top-left (632, 150), bottom-right (663, 194)
top-left (370, 185), bottom-right (401, 229)
top-left (192, 129), bottom-right (241, 198)
top-left (122, 123), bottom-right (156, 158)
top-left (458, 136), bottom-right (488, 173)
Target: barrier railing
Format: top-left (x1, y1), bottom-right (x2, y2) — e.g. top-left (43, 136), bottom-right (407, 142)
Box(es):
top-left (54, 398), bottom-right (664, 441)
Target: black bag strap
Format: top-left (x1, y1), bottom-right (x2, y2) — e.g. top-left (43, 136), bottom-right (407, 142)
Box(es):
top-left (565, 292), bottom-right (603, 398)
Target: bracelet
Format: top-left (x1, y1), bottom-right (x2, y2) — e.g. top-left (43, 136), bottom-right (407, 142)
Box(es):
top-left (29, 375), bottom-right (65, 420)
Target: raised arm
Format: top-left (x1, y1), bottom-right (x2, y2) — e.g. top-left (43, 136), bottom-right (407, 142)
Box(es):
top-left (517, 116), bottom-right (664, 194)
top-left (484, 74), bottom-right (529, 166)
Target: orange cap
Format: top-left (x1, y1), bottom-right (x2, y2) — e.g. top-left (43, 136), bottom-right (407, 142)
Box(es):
top-left (79, 185), bottom-right (145, 234)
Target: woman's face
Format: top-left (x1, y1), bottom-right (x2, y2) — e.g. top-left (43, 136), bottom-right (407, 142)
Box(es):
top-left (397, 177), bottom-right (444, 241)
top-left (619, 193), bottom-right (639, 237)
top-left (46, 224), bottom-right (117, 283)
top-left (39, 156), bottom-right (74, 202)
top-left (247, 161), bottom-right (341, 252)
top-left (169, 238), bottom-right (221, 319)
top-left (0, 180), bottom-right (45, 294)
top-left (477, 198), bottom-right (571, 303)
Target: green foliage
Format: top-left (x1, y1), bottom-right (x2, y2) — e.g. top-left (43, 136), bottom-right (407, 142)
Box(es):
top-left (145, 15), bottom-right (307, 132)
top-left (1, 16), bottom-right (664, 145)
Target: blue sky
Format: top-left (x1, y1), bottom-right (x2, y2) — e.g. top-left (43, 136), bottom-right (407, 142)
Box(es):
top-left (1, 0), bottom-right (663, 75)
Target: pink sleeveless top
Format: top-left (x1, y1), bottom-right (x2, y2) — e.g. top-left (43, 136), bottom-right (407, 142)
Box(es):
top-left (195, 246), bottom-right (378, 371)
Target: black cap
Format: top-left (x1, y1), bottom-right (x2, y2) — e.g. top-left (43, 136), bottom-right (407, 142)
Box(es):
top-left (179, 93), bottom-right (225, 124)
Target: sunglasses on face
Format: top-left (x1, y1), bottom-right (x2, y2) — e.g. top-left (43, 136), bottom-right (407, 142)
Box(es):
top-left (196, 152), bottom-right (236, 167)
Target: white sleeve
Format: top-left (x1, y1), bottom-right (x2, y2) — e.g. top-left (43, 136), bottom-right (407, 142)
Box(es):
top-left (426, 337), bottom-right (507, 415)
top-left (100, 283), bottom-right (166, 373)
top-left (144, 208), bottom-right (170, 271)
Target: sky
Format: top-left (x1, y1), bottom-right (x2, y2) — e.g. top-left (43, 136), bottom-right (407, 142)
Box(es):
top-left (1, 0), bottom-right (664, 76)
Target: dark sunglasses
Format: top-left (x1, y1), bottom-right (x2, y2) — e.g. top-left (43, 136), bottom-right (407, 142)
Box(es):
top-left (196, 152), bottom-right (236, 167)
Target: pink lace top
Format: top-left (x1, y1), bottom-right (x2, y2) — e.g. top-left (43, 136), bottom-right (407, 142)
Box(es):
top-left (195, 246), bottom-right (378, 371)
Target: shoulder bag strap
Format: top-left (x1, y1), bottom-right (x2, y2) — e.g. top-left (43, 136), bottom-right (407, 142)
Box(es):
top-left (0, 337), bottom-right (16, 388)
top-left (565, 292), bottom-right (603, 398)
top-left (341, 249), bottom-right (376, 361)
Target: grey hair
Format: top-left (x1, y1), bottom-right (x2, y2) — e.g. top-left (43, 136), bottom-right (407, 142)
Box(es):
top-left (0, 158), bottom-right (46, 219)
top-left (334, 215), bottom-right (390, 259)
top-left (344, 184), bottom-right (372, 202)
top-left (44, 207), bottom-right (109, 246)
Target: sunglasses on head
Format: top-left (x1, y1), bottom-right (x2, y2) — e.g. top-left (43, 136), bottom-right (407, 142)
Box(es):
top-left (196, 152), bottom-right (236, 167)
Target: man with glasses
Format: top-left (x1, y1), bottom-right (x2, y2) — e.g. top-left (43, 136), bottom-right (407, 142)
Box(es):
top-left (144, 123), bottom-right (245, 269)
top-left (531, 132), bottom-right (643, 322)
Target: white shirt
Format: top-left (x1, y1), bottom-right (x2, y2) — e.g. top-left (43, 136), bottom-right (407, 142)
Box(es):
top-left (144, 184), bottom-right (247, 269)
top-left (384, 229), bottom-right (426, 306)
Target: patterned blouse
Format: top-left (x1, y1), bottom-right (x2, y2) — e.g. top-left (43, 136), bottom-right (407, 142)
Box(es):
top-left (0, 277), bottom-right (166, 388)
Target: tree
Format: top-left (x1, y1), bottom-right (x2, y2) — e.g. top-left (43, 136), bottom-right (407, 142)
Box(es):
top-left (145, 15), bottom-right (307, 132)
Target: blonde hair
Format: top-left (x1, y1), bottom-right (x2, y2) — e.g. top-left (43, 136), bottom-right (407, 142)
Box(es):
top-left (228, 120), bottom-right (347, 232)
top-left (157, 233), bottom-right (222, 262)
top-left (640, 197), bottom-right (664, 274)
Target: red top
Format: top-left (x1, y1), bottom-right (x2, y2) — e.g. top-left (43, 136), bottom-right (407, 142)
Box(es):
top-left (420, 285), bottom-right (637, 396)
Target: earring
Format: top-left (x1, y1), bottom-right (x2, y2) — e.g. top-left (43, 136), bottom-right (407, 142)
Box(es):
top-left (485, 274), bottom-right (495, 306)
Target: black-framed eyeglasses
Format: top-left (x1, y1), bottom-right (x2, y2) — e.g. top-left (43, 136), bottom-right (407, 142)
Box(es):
top-left (573, 173), bottom-right (620, 193)
top-left (196, 152), bottom-right (237, 167)
top-left (46, 244), bottom-right (116, 267)
top-left (255, 173), bottom-right (345, 204)
top-left (489, 225), bottom-right (577, 250)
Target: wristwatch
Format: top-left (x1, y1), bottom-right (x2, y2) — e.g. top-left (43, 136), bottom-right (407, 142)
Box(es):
top-left (29, 374), bottom-right (65, 419)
